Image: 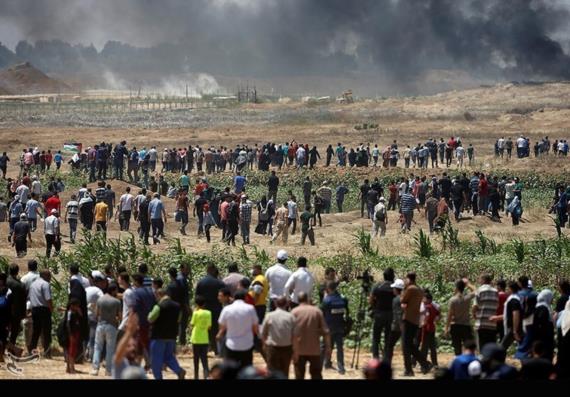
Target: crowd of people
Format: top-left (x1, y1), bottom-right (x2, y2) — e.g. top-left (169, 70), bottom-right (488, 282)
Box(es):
top-left (1, 255), bottom-right (570, 380)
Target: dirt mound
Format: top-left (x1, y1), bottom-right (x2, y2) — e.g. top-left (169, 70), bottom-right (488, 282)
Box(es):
top-left (0, 62), bottom-right (71, 95)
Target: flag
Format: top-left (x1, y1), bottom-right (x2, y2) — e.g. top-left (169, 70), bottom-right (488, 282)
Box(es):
top-left (63, 143), bottom-right (82, 153)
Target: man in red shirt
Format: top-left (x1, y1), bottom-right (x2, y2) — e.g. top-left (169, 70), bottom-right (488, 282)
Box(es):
top-left (478, 173), bottom-right (489, 215)
top-left (388, 181), bottom-right (398, 211)
top-left (496, 279), bottom-right (508, 341)
top-left (45, 192), bottom-right (61, 217)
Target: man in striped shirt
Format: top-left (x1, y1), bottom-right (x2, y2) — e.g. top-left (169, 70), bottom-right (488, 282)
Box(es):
top-left (239, 196), bottom-right (252, 245)
top-left (472, 274), bottom-right (499, 351)
top-left (400, 189), bottom-right (418, 233)
top-left (65, 194), bottom-right (80, 244)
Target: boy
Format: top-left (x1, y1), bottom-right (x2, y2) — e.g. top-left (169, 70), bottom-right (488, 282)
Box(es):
top-left (191, 296), bottom-right (212, 379)
top-left (420, 290), bottom-right (440, 369)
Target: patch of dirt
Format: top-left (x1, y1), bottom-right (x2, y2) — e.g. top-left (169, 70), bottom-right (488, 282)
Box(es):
top-left (0, 62), bottom-right (71, 95)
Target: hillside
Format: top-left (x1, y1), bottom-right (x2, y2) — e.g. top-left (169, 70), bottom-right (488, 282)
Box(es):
top-left (0, 62), bottom-right (71, 95)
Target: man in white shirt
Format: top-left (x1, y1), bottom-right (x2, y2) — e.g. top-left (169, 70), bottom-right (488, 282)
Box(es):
top-left (516, 136), bottom-right (526, 158)
top-left (118, 187), bottom-right (134, 231)
top-left (44, 209), bottom-right (61, 258)
top-left (217, 290), bottom-right (259, 370)
top-left (21, 259), bottom-right (40, 293)
top-left (287, 197), bottom-right (298, 235)
top-left (16, 183), bottom-right (30, 205)
top-left (265, 250), bottom-right (293, 311)
top-left (85, 271), bottom-right (105, 361)
top-left (148, 146), bottom-right (158, 172)
top-left (31, 176), bottom-right (42, 197)
top-left (284, 257), bottom-right (315, 308)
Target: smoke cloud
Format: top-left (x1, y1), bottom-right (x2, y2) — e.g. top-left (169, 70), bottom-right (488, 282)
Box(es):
top-left (2, 0), bottom-right (570, 91)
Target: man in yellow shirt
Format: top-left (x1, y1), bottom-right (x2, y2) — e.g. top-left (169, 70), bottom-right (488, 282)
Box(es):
top-left (249, 264), bottom-right (269, 323)
top-left (191, 295), bottom-right (211, 380)
top-left (94, 198), bottom-right (109, 237)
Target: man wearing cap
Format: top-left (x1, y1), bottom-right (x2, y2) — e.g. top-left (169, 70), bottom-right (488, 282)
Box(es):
top-left (265, 251), bottom-right (293, 311)
top-left (44, 209), bottom-right (61, 258)
top-left (372, 197), bottom-right (388, 238)
top-left (12, 213), bottom-right (32, 257)
top-left (386, 278), bottom-right (405, 365)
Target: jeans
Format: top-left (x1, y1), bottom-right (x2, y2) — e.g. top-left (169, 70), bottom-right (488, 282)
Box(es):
top-left (151, 218), bottom-right (164, 242)
top-left (193, 344), bottom-right (209, 379)
top-left (120, 210), bottom-right (131, 231)
top-left (337, 199), bottom-right (344, 213)
top-left (150, 339), bottom-right (183, 380)
top-left (287, 218), bottom-right (297, 235)
top-left (225, 347), bottom-right (253, 370)
top-left (29, 306), bottom-right (51, 354)
top-left (240, 221), bottom-right (251, 244)
top-left (372, 221), bottom-right (386, 237)
top-left (403, 211), bottom-right (414, 231)
top-left (68, 219), bottom-right (78, 242)
top-left (371, 312), bottom-right (392, 360)
top-left (301, 228), bottom-right (315, 246)
top-left (196, 212), bottom-right (204, 235)
top-left (386, 328), bottom-right (401, 365)
top-left (92, 323), bottom-right (118, 374)
top-left (45, 234), bottom-right (61, 257)
top-left (402, 320), bottom-right (428, 373)
top-left (87, 319), bottom-right (97, 360)
top-left (113, 164), bottom-right (124, 180)
top-left (324, 332), bottom-right (345, 372)
top-left (453, 199), bottom-right (463, 221)
top-left (450, 324), bottom-right (474, 356)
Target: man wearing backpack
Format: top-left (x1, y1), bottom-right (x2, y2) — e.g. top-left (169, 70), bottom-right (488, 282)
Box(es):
top-left (321, 281), bottom-right (349, 375)
top-left (372, 197), bottom-right (388, 238)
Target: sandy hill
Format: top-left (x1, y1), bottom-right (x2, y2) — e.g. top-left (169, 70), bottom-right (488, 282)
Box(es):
top-left (0, 62), bottom-right (71, 95)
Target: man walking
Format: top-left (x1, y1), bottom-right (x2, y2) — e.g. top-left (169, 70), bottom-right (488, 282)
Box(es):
top-left (28, 270), bottom-right (53, 358)
top-left (265, 250), bottom-right (293, 311)
top-left (64, 194), bottom-right (79, 244)
top-left (401, 272), bottom-right (432, 376)
top-left (372, 197), bottom-right (388, 238)
top-left (267, 171), bottom-right (279, 204)
top-left (217, 290), bottom-right (259, 370)
top-left (284, 257), bottom-right (315, 309)
top-left (44, 209), bottom-right (61, 258)
top-left (445, 279), bottom-right (476, 356)
top-left (400, 189), bottom-right (418, 233)
top-left (370, 268), bottom-right (395, 360)
top-left (12, 213), bottom-right (32, 257)
top-left (91, 283), bottom-right (121, 377)
top-left (321, 281), bottom-right (349, 375)
top-left (292, 292), bottom-right (331, 380)
top-left (118, 187), bottom-right (134, 232)
top-left (196, 264), bottom-right (225, 355)
top-left (261, 296), bottom-right (296, 378)
top-left (149, 193), bottom-right (167, 245)
top-left (473, 274), bottom-right (499, 351)
top-left (148, 288), bottom-right (186, 380)
top-left (271, 202), bottom-right (289, 244)
top-left (239, 196), bottom-right (252, 245)
top-left (300, 205), bottom-right (315, 246)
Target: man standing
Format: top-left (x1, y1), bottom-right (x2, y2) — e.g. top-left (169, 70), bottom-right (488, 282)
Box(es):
top-left (217, 290), bottom-right (259, 370)
top-left (44, 209), bottom-right (61, 258)
top-left (292, 292), bottom-right (331, 380)
top-left (118, 187), bottom-right (134, 232)
top-left (370, 268), bottom-right (395, 361)
top-left (94, 198), bottom-right (108, 237)
top-left (300, 205), bottom-right (315, 246)
top-left (267, 171), bottom-right (280, 204)
top-left (148, 288), bottom-right (186, 380)
top-left (12, 213), bottom-right (32, 258)
top-left (24, 193), bottom-right (42, 232)
top-left (445, 279), bottom-right (476, 356)
top-left (335, 183), bottom-right (349, 213)
top-left (79, 189), bottom-right (95, 231)
top-left (266, 250), bottom-right (293, 311)
top-left (176, 190), bottom-right (190, 236)
top-left (284, 257), bottom-right (315, 309)
top-left (321, 282), bottom-right (349, 375)
top-left (261, 296), bottom-right (296, 378)
top-left (239, 196), bottom-right (252, 245)
top-left (317, 182), bottom-right (333, 214)
top-left (473, 274), bottom-right (499, 351)
top-left (196, 264), bottom-right (225, 355)
top-left (149, 193), bottom-right (167, 245)
top-left (287, 196), bottom-right (298, 236)
top-left (28, 270), bottom-right (53, 358)
top-left (222, 263), bottom-right (245, 297)
top-left (372, 197), bottom-right (388, 238)
top-left (359, 179), bottom-right (371, 218)
top-left (271, 202), bottom-right (289, 244)
top-left (400, 189), bottom-right (418, 233)
top-left (302, 177), bottom-right (312, 208)
top-left (7, 264), bottom-right (26, 353)
top-left (64, 194), bottom-right (79, 244)
top-left (166, 264), bottom-right (191, 346)
top-left (249, 265), bottom-right (269, 324)
top-left (401, 272), bottom-right (431, 376)
top-left (91, 283), bottom-right (122, 377)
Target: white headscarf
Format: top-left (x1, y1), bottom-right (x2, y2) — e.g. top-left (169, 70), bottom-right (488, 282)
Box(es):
top-left (536, 289), bottom-right (554, 322)
top-left (562, 300), bottom-right (570, 337)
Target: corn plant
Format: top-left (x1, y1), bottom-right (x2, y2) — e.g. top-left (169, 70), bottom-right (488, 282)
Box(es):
top-left (353, 228), bottom-right (378, 257)
top-left (441, 219), bottom-right (460, 253)
top-left (414, 229), bottom-right (434, 259)
top-left (512, 239), bottom-right (526, 264)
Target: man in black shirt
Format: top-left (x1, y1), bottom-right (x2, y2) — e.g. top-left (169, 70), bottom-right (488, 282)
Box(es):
top-left (7, 264), bottom-right (26, 350)
top-left (439, 173), bottom-right (452, 204)
top-left (369, 268), bottom-right (395, 360)
top-left (450, 180), bottom-right (464, 221)
top-left (12, 213), bottom-right (31, 257)
top-left (267, 171), bottom-right (279, 204)
top-left (371, 178), bottom-right (384, 199)
top-left (359, 180), bottom-right (370, 218)
top-left (166, 264), bottom-right (191, 345)
top-left (366, 188), bottom-right (379, 220)
top-left (195, 264), bottom-right (225, 355)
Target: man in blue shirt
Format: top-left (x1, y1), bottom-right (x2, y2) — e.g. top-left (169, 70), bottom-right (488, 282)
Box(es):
top-left (321, 281), bottom-right (349, 375)
top-left (335, 183), bottom-right (349, 213)
top-left (148, 193), bottom-right (167, 245)
top-left (449, 340), bottom-right (478, 380)
top-left (400, 189), bottom-right (418, 233)
top-left (234, 172), bottom-right (246, 194)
